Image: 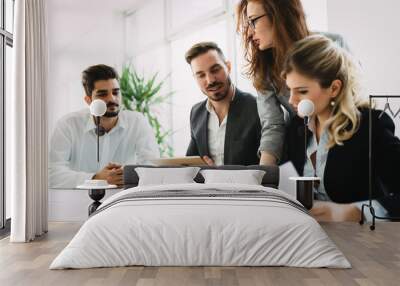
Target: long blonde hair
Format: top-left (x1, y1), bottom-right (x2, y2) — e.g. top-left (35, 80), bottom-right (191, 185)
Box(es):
top-left (282, 35), bottom-right (368, 148)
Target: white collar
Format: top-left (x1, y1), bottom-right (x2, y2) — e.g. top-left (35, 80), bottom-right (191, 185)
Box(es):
top-left (84, 109), bottom-right (127, 133)
top-left (206, 85), bottom-right (236, 114)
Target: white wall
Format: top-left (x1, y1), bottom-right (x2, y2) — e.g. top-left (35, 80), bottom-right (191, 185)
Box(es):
top-left (302, 0), bottom-right (328, 31)
top-left (327, 0), bottom-right (400, 136)
top-left (47, 0), bottom-right (138, 135)
top-left (125, 0), bottom-right (172, 154)
top-left (48, 189), bottom-right (121, 222)
top-left (46, 0), bottom-right (142, 222)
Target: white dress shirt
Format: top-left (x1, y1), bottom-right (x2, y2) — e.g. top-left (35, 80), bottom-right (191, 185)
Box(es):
top-left (206, 102), bottom-right (227, 166)
top-left (49, 109), bottom-right (159, 188)
top-left (206, 89), bottom-right (236, 166)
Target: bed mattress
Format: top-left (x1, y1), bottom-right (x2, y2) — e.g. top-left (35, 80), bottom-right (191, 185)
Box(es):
top-left (50, 183), bottom-right (350, 269)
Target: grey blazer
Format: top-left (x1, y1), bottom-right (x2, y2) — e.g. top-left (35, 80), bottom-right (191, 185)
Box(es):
top-left (186, 88), bottom-right (261, 165)
top-left (257, 32), bottom-right (350, 162)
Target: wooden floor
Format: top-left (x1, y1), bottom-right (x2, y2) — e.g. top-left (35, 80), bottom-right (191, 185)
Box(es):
top-left (0, 222), bottom-right (399, 286)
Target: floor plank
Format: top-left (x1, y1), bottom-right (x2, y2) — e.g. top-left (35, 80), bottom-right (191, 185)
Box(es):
top-left (0, 222), bottom-right (399, 286)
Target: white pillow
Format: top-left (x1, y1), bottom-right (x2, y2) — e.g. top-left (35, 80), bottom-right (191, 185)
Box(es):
top-left (135, 167), bottom-right (200, 186)
top-left (200, 169), bottom-right (266, 185)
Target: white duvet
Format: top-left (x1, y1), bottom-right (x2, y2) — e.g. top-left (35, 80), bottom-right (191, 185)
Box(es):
top-left (50, 183), bottom-right (351, 269)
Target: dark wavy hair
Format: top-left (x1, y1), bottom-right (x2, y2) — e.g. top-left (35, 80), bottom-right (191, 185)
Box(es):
top-left (82, 64), bottom-right (119, 97)
top-left (185, 41), bottom-right (226, 64)
top-left (236, 0), bottom-right (309, 92)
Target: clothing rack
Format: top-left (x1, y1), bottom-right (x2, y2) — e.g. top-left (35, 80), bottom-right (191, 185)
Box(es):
top-left (360, 95), bottom-right (400, 230)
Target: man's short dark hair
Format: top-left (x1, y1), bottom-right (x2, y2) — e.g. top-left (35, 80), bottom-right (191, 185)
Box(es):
top-left (185, 41), bottom-right (226, 65)
top-left (82, 64), bottom-right (119, 96)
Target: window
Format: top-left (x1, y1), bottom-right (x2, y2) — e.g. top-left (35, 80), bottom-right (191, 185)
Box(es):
top-left (0, 0), bottom-right (14, 232)
top-left (167, 0), bottom-right (225, 35)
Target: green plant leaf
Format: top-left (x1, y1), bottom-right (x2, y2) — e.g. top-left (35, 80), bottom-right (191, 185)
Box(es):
top-left (120, 65), bottom-right (175, 157)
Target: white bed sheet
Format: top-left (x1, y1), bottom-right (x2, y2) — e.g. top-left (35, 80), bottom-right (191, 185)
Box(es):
top-left (50, 183), bottom-right (350, 269)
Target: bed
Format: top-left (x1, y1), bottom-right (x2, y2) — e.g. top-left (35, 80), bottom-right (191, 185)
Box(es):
top-left (50, 165), bottom-right (350, 269)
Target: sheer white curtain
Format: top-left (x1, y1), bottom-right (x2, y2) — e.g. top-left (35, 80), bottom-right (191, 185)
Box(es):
top-left (10, 0), bottom-right (48, 242)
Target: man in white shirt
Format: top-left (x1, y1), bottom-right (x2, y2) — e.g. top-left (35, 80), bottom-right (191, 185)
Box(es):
top-left (49, 64), bottom-right (159, 188)
top-left (185, 42), bottom-right (261, 165)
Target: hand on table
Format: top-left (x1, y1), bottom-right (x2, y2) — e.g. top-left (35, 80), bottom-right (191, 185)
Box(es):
top-left (93, 162), bottom-right (124, 186)
top-left (202, 156), bottom-right (215, 166)
top-left (310, 201), bottom-right (362, 222)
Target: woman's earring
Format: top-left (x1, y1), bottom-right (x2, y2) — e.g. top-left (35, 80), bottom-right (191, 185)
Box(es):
top-left (330, 100), bottom-right (335, 107)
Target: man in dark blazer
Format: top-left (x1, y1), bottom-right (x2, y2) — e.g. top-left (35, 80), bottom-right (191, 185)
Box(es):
top-left (184, 42), bottom-right (261, 165)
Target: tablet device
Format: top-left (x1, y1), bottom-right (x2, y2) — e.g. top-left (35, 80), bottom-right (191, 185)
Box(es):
top-left (151, 156), bottom-right (207, 166)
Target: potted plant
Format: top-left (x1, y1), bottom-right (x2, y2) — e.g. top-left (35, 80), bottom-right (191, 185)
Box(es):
top-left (119, 65), bottom-right (174, 157)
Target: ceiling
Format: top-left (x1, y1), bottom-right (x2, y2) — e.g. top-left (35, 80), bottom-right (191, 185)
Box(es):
top-left (47, 0), bottom-right (145, 52)
top-left (47, 0), bottom-right (144, 14)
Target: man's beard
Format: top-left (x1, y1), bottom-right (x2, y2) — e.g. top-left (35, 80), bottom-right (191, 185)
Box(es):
top-left (204, 76), bottom-right (232, 102)
top-left (103, 102), bottom-right (120, 118)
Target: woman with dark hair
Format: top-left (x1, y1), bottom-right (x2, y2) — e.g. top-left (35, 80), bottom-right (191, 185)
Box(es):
top-left (236, 0), bottom-right (348, 165)
top-left (282, 35), bottom-right (400, 221)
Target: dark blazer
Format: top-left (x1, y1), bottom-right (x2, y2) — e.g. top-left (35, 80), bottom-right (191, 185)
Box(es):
top-left (283, 109), bottom-right (400, 216)
top-left (186, 88), bottom-right (261, 165)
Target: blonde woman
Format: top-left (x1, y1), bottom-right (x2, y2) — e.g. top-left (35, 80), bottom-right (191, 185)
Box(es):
top-left (281, 35), bottom-right (400, 222)
top-left (237, 0), bottom-right (349, 165)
